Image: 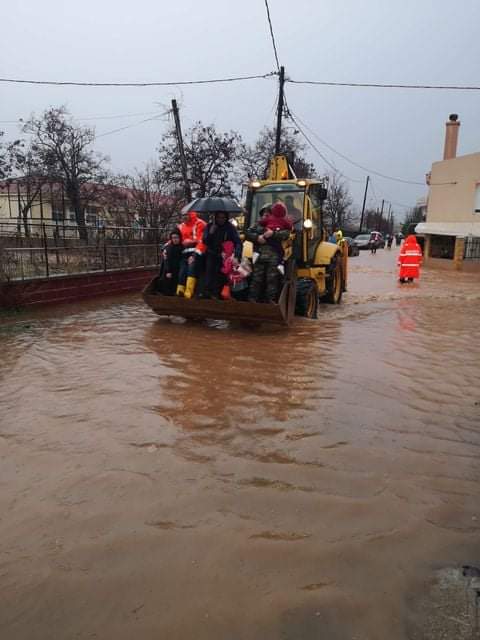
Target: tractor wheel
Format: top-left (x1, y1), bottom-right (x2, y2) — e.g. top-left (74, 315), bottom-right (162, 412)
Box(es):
top-left (295, 278), bottom-right (318, 318)
top-left (325, 257), bottom-right (343, 304)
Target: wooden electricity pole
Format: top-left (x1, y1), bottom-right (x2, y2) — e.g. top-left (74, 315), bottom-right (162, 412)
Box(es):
top-left (359, 175), bottom-right (370, 233)
top-left (171, 99), bottom-right (192, 202)
top-left (275, 66), bottom-right (285, 155)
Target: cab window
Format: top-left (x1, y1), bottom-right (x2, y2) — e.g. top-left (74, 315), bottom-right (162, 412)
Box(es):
top-left (249, 184), bottom-right (304, 227)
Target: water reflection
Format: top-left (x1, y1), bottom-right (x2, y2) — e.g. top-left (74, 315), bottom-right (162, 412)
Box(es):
top-left (1, 251), bottom-right (480, 640)
top-left (142, 318), bottom-right (342, 466)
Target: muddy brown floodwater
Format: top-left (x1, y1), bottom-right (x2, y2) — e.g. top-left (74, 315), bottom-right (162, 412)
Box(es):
top-left (1, 248), bottom-right (480, 640)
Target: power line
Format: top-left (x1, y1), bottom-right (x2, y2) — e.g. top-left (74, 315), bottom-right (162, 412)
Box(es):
top-left (95, 111), bottom-right (170, 138)
top-left (0, 72), bottom-right (276, 87)
top-left (288, 79), bottom-right (480, 91)
top-left (1, 72), bottom-right (478, 92)
top-left (263, 0), bottom-right (281, 72)
top-left (369, 179), bottom-right (417, 210)
top-left (285, 105), bottom-right (363, 183)
top-left (285, 105), bottom-right (452, 186)
top-left (80, 110), bottom-right (162, 121)
top-left (0, 110), bottom-right (164, 124)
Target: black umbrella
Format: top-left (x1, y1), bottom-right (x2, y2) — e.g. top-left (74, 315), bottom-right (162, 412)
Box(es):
top-left (181, 196), bottom-right (243, 215)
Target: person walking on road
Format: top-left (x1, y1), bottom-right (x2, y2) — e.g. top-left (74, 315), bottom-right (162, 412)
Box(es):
top-left (398, 235), bottom-right (422, 283)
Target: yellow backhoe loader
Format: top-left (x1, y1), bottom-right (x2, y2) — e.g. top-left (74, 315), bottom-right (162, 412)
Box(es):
top-left (143, 154), bottom-right (348, 326)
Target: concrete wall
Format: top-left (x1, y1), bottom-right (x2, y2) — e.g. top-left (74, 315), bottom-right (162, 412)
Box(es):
top-left (427, 153), bottom-right (480, 224)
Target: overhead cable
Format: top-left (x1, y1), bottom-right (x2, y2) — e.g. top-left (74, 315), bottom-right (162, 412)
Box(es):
top-left (95, 111), bottom-right (170, 138)
top-left (285, 105), bottom-right (363, 183)
top-left (288, 79), bottom-right (480, 91)
top-left (369, 179), bottom-right (417, 210)
top-left (0, 72), bottom-right (276, 87)
top-left (0, 110), bottom-right (165, 124)
top-left (263, 0), bottom-right (281, 72)
top-left (286, 106), bottom-right (449, 186)
top-left (1, 73), bottom-right (478, 92)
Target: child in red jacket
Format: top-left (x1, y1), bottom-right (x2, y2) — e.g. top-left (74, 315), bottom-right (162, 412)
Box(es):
top-left (259, 201), bottom-right (293, 232)
top-left (220, 240), bottom-right (250, 299)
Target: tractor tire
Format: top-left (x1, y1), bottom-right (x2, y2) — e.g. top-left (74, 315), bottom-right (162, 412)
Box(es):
top-left (324, 257), bottom-right (343, 304)
top-left (295, 278), bottom-right (318, 318)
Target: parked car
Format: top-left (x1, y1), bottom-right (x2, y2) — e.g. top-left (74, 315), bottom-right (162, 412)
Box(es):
top-left (352, 233), bottom-right (373, 250)
top-left (344, 237), bottom-right (360, 257)
top-left (353, 232), bottom-right (385, 250)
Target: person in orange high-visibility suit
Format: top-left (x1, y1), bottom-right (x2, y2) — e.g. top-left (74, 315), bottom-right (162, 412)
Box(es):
top-left (176, 211), bottom-right (206, 298)
top-left (398, 235), bottom-right (422, 283)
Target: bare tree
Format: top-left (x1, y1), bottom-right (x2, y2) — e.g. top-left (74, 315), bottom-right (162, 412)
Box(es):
top-left (323, 171), bottom-right (354, 232)
top-left (402, 206), bottom-right (424, 236)
top-left (0, 132), bottom-right (10, 181)
top-left (158, 122), bottom-right (242, 198)
top-left (23, 107), bottom-right (108, 241)
top-left (239, 126), bottom-right (316, 181)
top-left (4, 139), bottom-right (51, 236)
top-left (115, 163), bottom-right (182, 237)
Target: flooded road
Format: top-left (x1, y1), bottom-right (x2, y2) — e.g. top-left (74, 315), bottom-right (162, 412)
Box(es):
top-left (1, 248), bottom-right (480, 639)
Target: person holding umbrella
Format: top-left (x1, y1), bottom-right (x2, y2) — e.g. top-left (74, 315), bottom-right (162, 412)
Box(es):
top-left (180, 196), bottom-right (243, 299)
top-left (202, 211), bottom-right (242, 299)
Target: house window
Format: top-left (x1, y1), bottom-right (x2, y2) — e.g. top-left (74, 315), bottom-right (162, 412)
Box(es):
top-left (86, 213), bottom-right (97, 225)
top-left (474, 185), bottom-right (480, 214)
top-left (430, 234), bottom-right (456, 259)
top-left (52, 209), bottom-right (64, 222)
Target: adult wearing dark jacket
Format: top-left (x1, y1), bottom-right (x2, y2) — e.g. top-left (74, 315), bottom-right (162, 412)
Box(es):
top-left (160, 231), bottom-right (183, 295)
top-left (202, 211), bottom-right (241, 298)
top-left (245, 205), bottom-right (291, 303)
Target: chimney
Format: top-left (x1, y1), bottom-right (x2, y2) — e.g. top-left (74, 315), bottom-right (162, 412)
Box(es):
top-left (443, 113), bottom-right (460, 160)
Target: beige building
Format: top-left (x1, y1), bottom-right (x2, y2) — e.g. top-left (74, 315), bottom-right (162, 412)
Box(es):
top-left (0, 181), bottom-right (138, 237)
top-left (416, 114), bottom-right (480, 271)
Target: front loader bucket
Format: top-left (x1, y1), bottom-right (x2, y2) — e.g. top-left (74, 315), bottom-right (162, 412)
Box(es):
top-left (143, 277), bottom-right (295, 326)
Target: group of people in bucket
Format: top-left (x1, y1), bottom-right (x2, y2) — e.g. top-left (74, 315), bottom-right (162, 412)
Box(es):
top-left (159, 202), bottom-right (293, 303)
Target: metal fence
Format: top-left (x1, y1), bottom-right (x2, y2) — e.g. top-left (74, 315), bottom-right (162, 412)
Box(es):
top-left (464, 237), bottom-right (480, 260)
top-left (1, 243), bottom-right (160, 281)
top-left (0, 220), bottom-right (164, 280)
top-left (0, 220), bottom-right (162, 246)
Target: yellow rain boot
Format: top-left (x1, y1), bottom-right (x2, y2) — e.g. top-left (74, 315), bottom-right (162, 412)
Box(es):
top-left (184, 276), bottom-right (197, 299)
top-left (176, 284), bottom-right (185, 297)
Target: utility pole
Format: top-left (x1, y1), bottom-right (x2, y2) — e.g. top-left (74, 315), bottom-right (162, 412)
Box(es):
top-left (171, 99), bottom-right (192, 202)
top-left (379, 199), bottom-right (385, 230)
top-left (275, 66), bottom-right (285, 155)
top-left (359, 175), bottom-right (370, 233)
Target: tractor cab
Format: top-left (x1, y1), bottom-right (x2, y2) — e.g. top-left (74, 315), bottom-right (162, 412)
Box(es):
top-left (244, 155), bottom-right (329, 268)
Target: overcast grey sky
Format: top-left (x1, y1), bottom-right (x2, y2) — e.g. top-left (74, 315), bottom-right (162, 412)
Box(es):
top-left (1, 0), bottom-right (480, 217)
